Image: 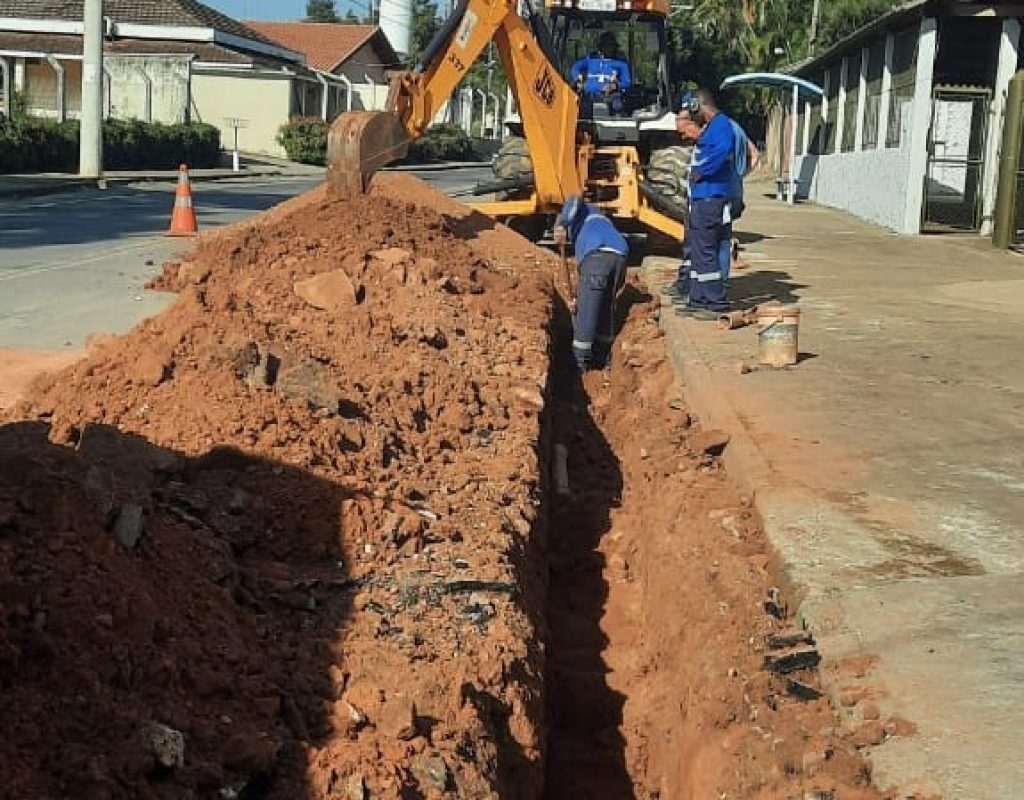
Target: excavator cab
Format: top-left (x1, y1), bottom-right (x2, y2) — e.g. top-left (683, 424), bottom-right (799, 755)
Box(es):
top-left (547, 4), bottom-right (676, 146)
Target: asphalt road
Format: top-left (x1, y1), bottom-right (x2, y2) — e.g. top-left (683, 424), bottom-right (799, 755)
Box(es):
top-left (0, 167), bottom-right (493, 350)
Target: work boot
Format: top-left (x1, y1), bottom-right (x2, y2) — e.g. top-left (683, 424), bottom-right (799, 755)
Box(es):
top-left (675, 303), bottom-right (725, 321)
top-left (661, 283), bottom-right (687, 302)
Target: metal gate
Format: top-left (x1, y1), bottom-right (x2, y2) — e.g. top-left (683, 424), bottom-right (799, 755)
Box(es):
top-left (923, 87), bottom-right (991, 232)
top-left (1011, 87), bottom-right (1024, 249)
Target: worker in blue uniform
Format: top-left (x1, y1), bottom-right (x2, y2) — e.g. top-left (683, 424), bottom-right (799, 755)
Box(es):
top-left (570, 32), bottom-right (632, 115)
top-left (671, 89), bottom-right (736, 318)
top-left (553, 195), bottom-right (629, 371)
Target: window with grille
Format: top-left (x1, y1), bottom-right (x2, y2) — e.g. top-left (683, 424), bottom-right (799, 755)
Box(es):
top-left (887, 26), bottom-right (918, 147)
top-left (841, 51), bottom-right (862, 152)
top-left (862, 39), bottom-right (885, 149)
top-left (824, 62), bottom-right (841, 153)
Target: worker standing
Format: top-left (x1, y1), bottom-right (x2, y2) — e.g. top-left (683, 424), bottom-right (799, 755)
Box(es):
top-left (704, 88), bottom-right (760, 282)
top-left (553, 195), bottom-right (629, 372)
top-left (673, 89), bottom-right (736, 318)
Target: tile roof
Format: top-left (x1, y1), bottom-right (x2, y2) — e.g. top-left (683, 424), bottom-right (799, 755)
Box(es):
top-left (245, 21), bottom-right (397, 73)
top-left (0, 0), bottom-right (284, 50)
top-left (0, 30), bottom-right (251, 64)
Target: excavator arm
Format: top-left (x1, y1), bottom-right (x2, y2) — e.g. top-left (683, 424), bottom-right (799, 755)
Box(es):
top-left (327, 0), bottom-right (582, 207)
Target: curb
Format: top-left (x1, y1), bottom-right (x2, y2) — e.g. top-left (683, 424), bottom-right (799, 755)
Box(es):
top-left (639, 261), bottom-right (775, 502)
top-left (384, 162), bottom-right (488, 172)
top-left (639, 260), bottom-right (873, 681)
top-left (638, 260), bottom-right (846, 631)
top-left (0, 179), bottom-right (93, 201)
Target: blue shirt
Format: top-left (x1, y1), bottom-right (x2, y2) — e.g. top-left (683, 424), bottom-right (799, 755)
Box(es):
top-left (570, 54), bottom-right (632, 96)
top-left (729, 118), bottom-right (749, 201)
top-left (689, 113), bottom-right (736, 201)
top-left (557, 202), bottom-right (628, 262)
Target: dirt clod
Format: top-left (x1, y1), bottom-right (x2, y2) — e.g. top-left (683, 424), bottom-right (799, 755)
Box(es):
top-left (142, 721), bottom-right (185, 770)
top-left (111, 503), bottom-right (144, 548)
top-left (294, 269), bottom-right (361, 310)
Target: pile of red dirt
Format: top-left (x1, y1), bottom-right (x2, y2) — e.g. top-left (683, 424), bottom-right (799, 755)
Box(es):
top-left (1, 175), bottom-right (560, 799)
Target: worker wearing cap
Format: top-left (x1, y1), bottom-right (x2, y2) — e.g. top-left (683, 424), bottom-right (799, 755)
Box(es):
top-left (570, 32), bottom-right (632, 114)
top-left (553, 195), bottom-right (629, 371)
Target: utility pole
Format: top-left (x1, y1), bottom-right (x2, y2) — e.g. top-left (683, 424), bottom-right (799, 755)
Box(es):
top-left (809, 0), bottom-right (821, 55)
top-left (80, 0), bottom-right (103, 178)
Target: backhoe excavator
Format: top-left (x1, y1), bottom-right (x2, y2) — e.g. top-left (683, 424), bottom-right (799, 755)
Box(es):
top-left (327, 0), bottom-right (689, 245)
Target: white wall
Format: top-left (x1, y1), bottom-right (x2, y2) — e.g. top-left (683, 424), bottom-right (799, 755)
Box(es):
top-left (191, 71), bottom-right (292, 157)
top-left (349, 81), bottom-right (386, 111)
top-left (25, 58), bottom-right (81, 118)
top-left (105, 55), bottom-right (190, 123)
top-left (794, 137), bottom-right (915, 233)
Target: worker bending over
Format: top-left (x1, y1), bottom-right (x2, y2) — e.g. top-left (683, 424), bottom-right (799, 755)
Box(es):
top-left (554, 195), bottom-right (629, 371)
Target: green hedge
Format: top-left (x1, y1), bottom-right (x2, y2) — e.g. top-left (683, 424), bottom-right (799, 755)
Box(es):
top-left (407, 123), bottom-right (476, 164)
top-left (0, 118), bottom-right (221, 174)
top-left (277, 117), bottom-right (329, 166)
top-left (275, 117), bottom-right (481, 167)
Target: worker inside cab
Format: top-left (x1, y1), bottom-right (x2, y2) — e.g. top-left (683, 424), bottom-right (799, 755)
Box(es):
top-left (570, 31), bottom-right (632, 115)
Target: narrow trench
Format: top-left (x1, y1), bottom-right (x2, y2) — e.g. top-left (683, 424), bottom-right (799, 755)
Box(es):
top-left (542, 293), bottom-right (634, 799)
top-left (536, 282), bottom-right (886, 800)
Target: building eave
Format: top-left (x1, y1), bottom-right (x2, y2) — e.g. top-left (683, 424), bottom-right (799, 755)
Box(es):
top-left (0, 16), bottom-right (304, 65)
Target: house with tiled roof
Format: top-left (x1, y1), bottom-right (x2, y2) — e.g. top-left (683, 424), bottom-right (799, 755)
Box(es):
top-left (245, 21), bottom-right (401, 112)
top-left (0, 0), bottom-right (352, 156)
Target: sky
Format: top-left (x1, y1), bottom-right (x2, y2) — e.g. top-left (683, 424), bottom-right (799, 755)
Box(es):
top-left (205, 0), bottom-right (368, 22)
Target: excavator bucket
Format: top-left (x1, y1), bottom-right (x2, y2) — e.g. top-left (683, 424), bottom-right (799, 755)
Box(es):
top-left (326, 111), bottom-right (411, 198)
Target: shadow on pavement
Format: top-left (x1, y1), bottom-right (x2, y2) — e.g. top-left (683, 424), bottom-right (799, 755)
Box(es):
top-left (0, 181), bottom-right (317, 250)
top-left (729, 268), bottom-right (807, 307)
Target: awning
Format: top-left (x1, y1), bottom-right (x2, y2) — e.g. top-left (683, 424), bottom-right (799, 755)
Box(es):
top-left (719, 72), bottom-right (823, 206)
top-left (720, 72), bottom-right (824, 101)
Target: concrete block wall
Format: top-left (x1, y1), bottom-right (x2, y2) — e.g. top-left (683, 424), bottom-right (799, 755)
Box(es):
top-left (794, 139), bottom-right (915, 233)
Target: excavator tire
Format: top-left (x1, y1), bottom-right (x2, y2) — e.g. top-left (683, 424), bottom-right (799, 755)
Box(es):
top-left (493, 136), bottom-right (534, 181)
top-left (645, 145), bottom-right (693, 212)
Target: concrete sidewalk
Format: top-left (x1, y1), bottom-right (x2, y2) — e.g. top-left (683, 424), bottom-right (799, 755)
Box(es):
top-left (643, 184), bottom-right (1024, 799)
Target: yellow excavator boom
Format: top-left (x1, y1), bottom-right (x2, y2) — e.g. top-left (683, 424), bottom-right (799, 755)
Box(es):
top-left (327, 0), bottom-right (581, 206)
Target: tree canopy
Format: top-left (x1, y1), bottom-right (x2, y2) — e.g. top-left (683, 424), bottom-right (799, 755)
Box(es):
top-left (306, 0), bottom-right (341, 23)
top-left (668, 0), bottom-right (902, 135)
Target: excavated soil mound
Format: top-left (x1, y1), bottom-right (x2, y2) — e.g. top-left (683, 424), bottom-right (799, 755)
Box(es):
top-left (1, 175), bottom-right (560, 799)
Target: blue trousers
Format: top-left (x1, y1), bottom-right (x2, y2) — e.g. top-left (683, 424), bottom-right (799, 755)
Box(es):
top-left (683, 197), bottom-right (729, 310)
top-left (676, 209), bottom-right (734, 292)
top-left (573, 250), bottom-right (626, 370)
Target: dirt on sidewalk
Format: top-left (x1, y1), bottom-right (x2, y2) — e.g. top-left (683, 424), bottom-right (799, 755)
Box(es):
top-left (0, 174), bottom-right (910, 799)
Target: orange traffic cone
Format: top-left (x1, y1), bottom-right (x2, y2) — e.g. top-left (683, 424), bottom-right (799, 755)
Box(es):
top-left (167, 164), bottom-right (198, 236)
